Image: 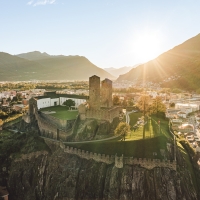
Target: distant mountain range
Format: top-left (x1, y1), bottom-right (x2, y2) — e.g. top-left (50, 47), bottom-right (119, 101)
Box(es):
top-left (104, 65), bottom-right (140, 77)
top-left (17, 51), bottom-right (67, 60)
top-left (117, 33), bottom-right (200, 91)
top-left (0, 51), bottom-right (115, 81)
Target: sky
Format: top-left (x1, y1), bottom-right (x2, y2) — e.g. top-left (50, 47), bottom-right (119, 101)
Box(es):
top-left (0, 0), bottom-right (200, 69)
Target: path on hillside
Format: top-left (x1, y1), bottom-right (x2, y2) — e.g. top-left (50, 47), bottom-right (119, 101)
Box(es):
top-left (40, 133), bottom-right (122, 144)
top-left (125, 110), bottom-right (136, 124)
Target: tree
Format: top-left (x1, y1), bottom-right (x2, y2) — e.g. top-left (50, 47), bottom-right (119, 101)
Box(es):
top-left (127, 99), bottom-right (134, 106)
top-left (137, 95), bottom-right (151, 139)
top-left (63, 99), bottom-right (75, 109)
top-left (122, 100), bottom-right (127, 107)
top-left (113, 96), bottom-right (121, 106)
top-left (150, 96), bottom-right (166, 115)
top-left (114, 122), bottom-right (130, 141)
top-left (170, 102), bottom-right (175, 108)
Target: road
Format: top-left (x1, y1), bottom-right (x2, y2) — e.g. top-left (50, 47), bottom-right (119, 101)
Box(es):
top-left (125, 110), bottom-right (136, 124)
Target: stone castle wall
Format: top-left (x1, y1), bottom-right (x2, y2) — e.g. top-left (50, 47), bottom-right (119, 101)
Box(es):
top-left (86, 106), bottom-right (121, 122)
top-left (36, 111), bottom-right (58, 139)
top-left (101, 78), bottom-right (113, 107)
top-left (89, 75), bottom-right (100, 109)
top-left (34, 106), bottom-right (72, 140)
top-left (59, 143), bottom-right (176, 171)
top-left (40, 112), bottom-right (75, 131)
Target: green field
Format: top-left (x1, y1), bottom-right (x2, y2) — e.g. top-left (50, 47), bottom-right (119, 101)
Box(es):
top-left (129, 112), bottom-right (143, 126)
top-left (67, 136), bottom-right (168, 159)
top-left (128, 113), bottom-right (171, 140)
top-left (67, 113), bottom-right (172, 158)
top-left (40, 106), bottom-right (78, 120)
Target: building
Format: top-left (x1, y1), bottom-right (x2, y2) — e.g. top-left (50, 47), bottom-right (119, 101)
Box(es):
top-left (89, 75), bottom-right (100, 109)
top-left (170, 119), bottom-right (182, 131)
top-left (101, 78), bottom-right (113, 107)
top-left (35, 92), bottom-right (88, 110)
top-left (178, 124), bottom-right (194, 133)
top-left (79, 75), bottom-right (122, 122)
top-left (177, 111), bottom-right (187, 118)
top-left (175, 103), bottom-right (199, 113)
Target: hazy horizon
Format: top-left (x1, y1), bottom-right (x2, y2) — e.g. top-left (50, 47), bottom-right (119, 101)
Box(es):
top-left (1, 0), bottom-right (200, 69)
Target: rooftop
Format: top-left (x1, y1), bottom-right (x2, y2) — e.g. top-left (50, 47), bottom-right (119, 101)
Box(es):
top-left (34, 93), bottom-right (89, 100)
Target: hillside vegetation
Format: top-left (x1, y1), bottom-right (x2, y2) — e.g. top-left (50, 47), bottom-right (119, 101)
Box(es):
top-left (117, 33), bottom-right (200, 91)
top-left (0, 51), bottom-right (114, 81)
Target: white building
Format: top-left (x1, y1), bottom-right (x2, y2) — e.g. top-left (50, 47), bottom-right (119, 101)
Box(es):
top-left (175, 103), bottom-right (199, 114)
top-left (35, 92), bottom-right (88, 110)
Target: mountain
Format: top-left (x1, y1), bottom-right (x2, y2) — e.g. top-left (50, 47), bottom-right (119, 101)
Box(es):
top-left (17, 51), bottom-right (64, 60)
top-left (0, 52), bottom-right (115, 81)
top-left (104, 66), bottom-right (138, 77)
top-left (117, 33), bottom-right (200, 91)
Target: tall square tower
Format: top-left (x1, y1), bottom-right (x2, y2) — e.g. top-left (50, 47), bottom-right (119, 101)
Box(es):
top-left (101, 78), bottom-right (113, 108)
top-left (89, 75), bottom-right (100, 109)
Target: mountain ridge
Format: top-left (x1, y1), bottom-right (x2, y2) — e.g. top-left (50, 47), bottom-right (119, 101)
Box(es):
top-left (117, 33), bottom-right (200, 91)
top-left (104, 65), bottom-right (140, 77)
top-left (0, 51), bottom-right (115, 81)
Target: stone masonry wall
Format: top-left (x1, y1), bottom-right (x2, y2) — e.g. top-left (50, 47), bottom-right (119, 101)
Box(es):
top-left (101, 79), bottom-right (113, 108)
top-left (34, 106), bottom-right (72, 140)
top-left (59, 143), bottom-right (177, 171)
top-left (40, 112), bottom-right (75, 131)
top-left (86, 106), bottom-right (122, 123)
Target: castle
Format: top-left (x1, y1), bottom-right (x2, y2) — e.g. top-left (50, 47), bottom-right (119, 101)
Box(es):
top-left (27, 75), bottom-right (121, 140)
top-left (25, 76), bottom-right (177, 171)
top-left (79, 75), bottom-right (121, 122)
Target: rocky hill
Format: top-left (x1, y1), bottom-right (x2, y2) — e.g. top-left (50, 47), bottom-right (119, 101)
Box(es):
top-left (0, 120), bottom-right (199, 200)
top-left (7, 148), bottom-right (197, 200)
top-left (117, 33), bottom-right (200, 91)
top-left (0, 52), bottom-right (115, 81)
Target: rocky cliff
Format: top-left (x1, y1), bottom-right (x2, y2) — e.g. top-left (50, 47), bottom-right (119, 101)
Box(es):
top-left (1, 120), bottom-right (199, 200)
top-left (6, 147), bottom-right (198, 200)
top-left (68, 117), bottom-right (120, 142)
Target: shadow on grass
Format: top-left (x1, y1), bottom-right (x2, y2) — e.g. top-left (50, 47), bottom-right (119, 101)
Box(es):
top-left (67, 135), bottom-right (168, 159)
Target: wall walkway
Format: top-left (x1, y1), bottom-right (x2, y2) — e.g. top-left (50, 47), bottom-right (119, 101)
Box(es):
top-left (42, 137), bottom-right (177, 171)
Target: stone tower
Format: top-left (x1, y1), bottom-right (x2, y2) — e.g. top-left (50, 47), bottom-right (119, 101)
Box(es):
top-left (89, 75), bottom-right (100, 109)
top-left (101, 78), bottom-right (113, 108)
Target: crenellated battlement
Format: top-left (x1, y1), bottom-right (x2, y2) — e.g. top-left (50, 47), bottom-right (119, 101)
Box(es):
top-left (60, 143), bottom-right (176, 170)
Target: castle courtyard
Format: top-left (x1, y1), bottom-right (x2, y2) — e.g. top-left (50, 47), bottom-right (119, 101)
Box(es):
top-left (40, 106), bottom-right (78, 120)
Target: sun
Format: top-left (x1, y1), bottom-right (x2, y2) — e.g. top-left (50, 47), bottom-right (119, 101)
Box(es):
top-left (132, 31), bottom-right (163, 63)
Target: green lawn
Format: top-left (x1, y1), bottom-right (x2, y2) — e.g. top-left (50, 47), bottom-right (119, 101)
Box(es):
top-left (67, 114), bottom-right (172, 158)
top-left (40, 106), bottom-right (78, 120)
top-left (61, 111), bottom-right (173, 159)
top-left (66, 136), bottom-right (168, 159)
top-left (128, 113), bottom-right (171, 140)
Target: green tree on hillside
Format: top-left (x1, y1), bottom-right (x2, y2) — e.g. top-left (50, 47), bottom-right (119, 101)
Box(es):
top-left (170, 102), bottom-right (175, 107)
top-left (137, 95), bottom-right (151, 139)
top-left (63, 99), bottom-right (75, 109)
top-left (122, 100), bottom-right (127, 107)
top-left (114, 122), bottom-right (130, 141)
top-left (113, 96), bottom-right (121, 106)
top-left (150, 96), bottom-right (166, 116)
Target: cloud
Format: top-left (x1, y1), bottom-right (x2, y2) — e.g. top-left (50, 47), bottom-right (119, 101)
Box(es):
top-left (27, 0), bottom-right (56, 6)
top-left (27, 0), bottom-right (34, 5)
